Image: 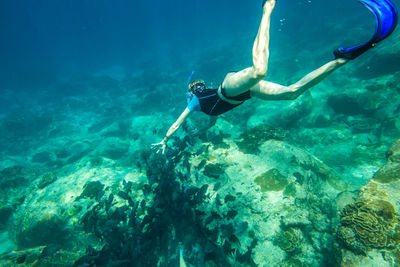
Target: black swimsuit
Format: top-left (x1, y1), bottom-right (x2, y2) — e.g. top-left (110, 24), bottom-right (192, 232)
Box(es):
top-left (194, 88), bottom-right (251, 116)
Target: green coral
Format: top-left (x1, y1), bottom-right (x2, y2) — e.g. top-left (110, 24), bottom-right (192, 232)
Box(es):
top-left (337, 200), bottom-right (400, 254)
top-left (281, 258), bottom-right (310, 267)
top-left (0, 246), bottom-right (81, 266)
top-left (254, 168), bottom-right (288, 192)
top-left (37, 172), bottom-right (57, 189)
top-left (67, 205), bottom-right (83, 216)
top-left (203, 163), bottom-right (225, 178)
top-left (236, 124), bottom-right (285, 154)
top-left (274, 227), bottom-right (300, 253)
top-left (77, 181), bottom-right (105, 200)
top-left (283, 182), bottom-right (297, 197)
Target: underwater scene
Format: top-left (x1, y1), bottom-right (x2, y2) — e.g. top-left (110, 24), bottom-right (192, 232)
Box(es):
top-left (1, 0), bottom-right (400, 266)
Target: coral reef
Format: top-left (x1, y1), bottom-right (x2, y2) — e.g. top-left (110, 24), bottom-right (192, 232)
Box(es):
top-left (327, 92), bottom-right (383, 116)
top-left (338, 201), bottom-right (400, 254)
top-left (36, 172), bottom-right (57, 189)
top-left (77, 181), bottom-right (105, 200)
top-left (203, 163), bottom-right (226, 179)
top-left (236, 124), bottom-right (285, 154)
top-left (0, 245), bottom-right (82, 266)
top-left (337, 139), bottom-right (400, 266)
top-left (254, 168), bottom-right (288, 192)
top-left (11, 213), bottom-right (70, 249)
top-left (274, 227), bottom-right (301, 253)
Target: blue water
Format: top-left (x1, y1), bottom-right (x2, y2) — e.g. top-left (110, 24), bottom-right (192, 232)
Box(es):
top-left (1, 0), bottom-right (400, 265)
top-left (0, 0), bottom-right (389, 96)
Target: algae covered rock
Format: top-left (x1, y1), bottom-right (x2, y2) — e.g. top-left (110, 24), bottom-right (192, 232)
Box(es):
top-left (77, 180), bottom-right (105, 200)
top-left (386, 139), bottom-right (400, 163)
top-left (236, 124), bottom-right (285, 154)
top-left (371, 139), bottom-right (400, 184)
top-left (99, 137), bottom-right (130, 160)
top-left (254, 168), bottom-right (288, 192)
top-left (0, 246), bottom-right (82, 266)
top-left (10, 212), bottom-right (70, 249)
top-left (203, 163), bottom-right (226, 178)
top-left (37, 172), bottom-right (57, 189)
top-left (327, 92), bottom-right (382, 116)
top-left (373, 162), bottom-right (400, 183)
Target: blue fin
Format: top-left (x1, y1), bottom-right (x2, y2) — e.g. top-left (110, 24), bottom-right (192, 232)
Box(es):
top-left (334, 0), bottom-right (398, 60)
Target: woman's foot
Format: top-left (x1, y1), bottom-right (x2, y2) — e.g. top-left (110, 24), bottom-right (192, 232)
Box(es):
top-left (262, 0), bottom-right (276, 10)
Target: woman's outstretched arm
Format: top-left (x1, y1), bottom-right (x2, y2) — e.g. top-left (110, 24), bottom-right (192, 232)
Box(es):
top-left (152, 108), bottom-right (191, 154)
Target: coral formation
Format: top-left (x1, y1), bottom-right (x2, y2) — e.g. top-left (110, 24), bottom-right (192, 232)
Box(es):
top-left (203, 163), bottom-right (225, 178)
top-left (37, 172), bottom-right (57, 189)
top-left (337, 201), bottom-right (400, 254)
top-left (274, 227), bottom-right (301, 253)
top-left (236, 124), bottom-right (285, 154)
top-left (283, 182), bottom-right (297, 198)
top-left (327, 92), bottom-right (382, 116)
top-left (100, 137), bottom-right (130, 160)
top-left (254, 168), bottom-right (288, 192)
top-left (0, 246), bottom-right (81, 266)
top-left (12, 213), bottom-right (70, 249)
top-left (77, 181), bottom-right (105, 200)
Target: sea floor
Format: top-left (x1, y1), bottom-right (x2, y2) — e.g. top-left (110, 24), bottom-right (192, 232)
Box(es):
top-left (1, 32), bottom-right (400, 266)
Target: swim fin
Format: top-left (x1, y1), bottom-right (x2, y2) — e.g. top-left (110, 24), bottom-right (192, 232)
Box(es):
top-left (334, 0), bottom-right (398, 60)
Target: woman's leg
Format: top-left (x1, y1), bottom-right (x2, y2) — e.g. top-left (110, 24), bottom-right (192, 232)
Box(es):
top-left (221, 0), bottom-right (275, 97)
top-left (250, 58), bottom-right (348, 100)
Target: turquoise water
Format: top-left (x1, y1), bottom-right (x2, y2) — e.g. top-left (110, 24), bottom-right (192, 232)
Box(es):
top-left (1, 0), bottom-right (400, 266)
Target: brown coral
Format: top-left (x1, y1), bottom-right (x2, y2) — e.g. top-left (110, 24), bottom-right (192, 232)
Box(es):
top-left (337, 201), bottom-right (400, 254)
top-left (274, 227), bottom-right (300, 253)
top-left (254, 168), bottom-right (288, 192)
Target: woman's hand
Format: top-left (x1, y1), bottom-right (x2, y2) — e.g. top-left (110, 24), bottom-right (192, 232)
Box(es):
top-left (151, 140), bottom-right (166, 154)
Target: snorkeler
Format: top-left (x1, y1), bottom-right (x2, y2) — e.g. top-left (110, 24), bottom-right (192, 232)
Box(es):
top-left (153, 0), bottom-right (398, 154)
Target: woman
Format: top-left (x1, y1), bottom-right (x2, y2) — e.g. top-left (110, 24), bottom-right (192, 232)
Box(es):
top-left (153, 0), bottom-right (398, 154)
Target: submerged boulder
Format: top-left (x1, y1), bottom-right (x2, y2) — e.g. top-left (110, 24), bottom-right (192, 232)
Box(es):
top-left (373, 138), bottom-right (400, 184)
top-left (254, 168), bottom-right (288, 192)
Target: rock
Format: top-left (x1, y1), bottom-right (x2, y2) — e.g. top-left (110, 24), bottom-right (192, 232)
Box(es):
top-left (254, 168), bottom-right (288, 192)
top-left (386, 139), bottom-right (400, 163)
top-left (373, 162), bottom-right (400, 184)
top-left (31, 151), bottom-right (55, 164)
top-left (77, 181), bottom-right (105, 200)
top-left (0, 246), bottom-right (82, 266)
top-left (270, 92), bottom-right (313, 128)
top-left (10, 212), bottom-right (70, 249)
top-left (203, 163), bottom-right (226, 179)
top-left (0, 166), bottom-right (29, 189)
top-left (327, 92), bottom-right (383, 116)
top-left (235, 124), bottom-right (285, 154)
top-left (99, 137), bottom-right (130, 160)
top-left (0, 206), bottom-right (13, 227)
top-left (37, 172), bottom-right (57, 189)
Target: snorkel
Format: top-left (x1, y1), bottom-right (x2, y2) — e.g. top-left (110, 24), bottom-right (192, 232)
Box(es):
top-left (187, 70), bottom-right (196, 89)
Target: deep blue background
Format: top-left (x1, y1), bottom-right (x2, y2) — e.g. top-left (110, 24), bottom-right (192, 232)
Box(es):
top-left (0, 0), bottom-right (397, 92)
